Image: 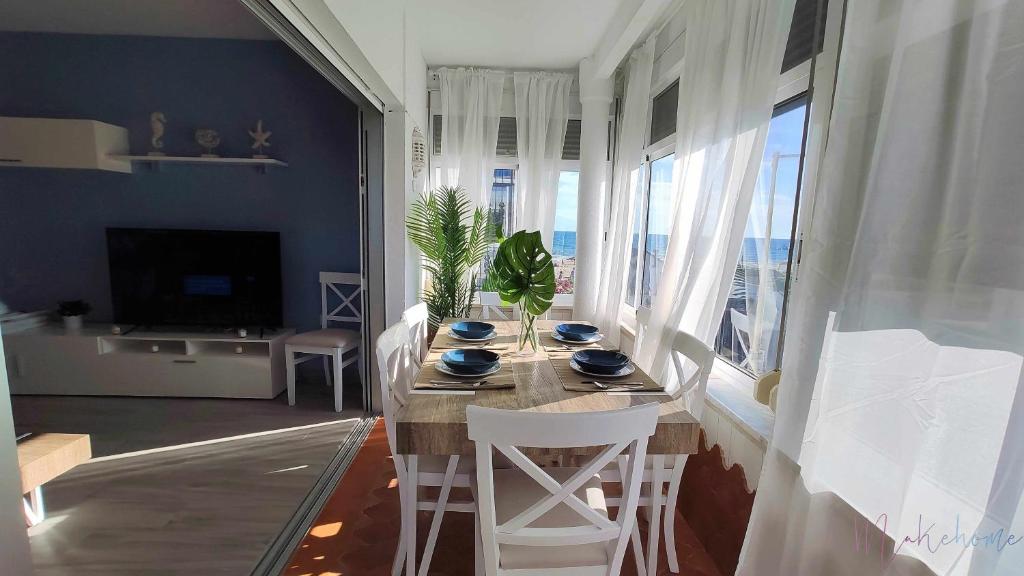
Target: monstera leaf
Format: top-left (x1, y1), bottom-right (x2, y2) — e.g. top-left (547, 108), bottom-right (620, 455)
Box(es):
top-left (491, 230), bottom-right (555, 317)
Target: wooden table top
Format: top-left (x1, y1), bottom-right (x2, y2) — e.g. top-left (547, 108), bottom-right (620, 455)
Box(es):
top-left (17, 432), bottom-right (92, 493)
top-left (395, 319), bottom-right (700, 456)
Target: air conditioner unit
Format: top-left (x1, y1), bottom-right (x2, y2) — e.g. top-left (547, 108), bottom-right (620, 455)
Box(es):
top-left (0, 116), bottom-right (131, 173)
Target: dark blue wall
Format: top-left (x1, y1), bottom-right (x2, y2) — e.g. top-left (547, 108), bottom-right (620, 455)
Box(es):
top-left (0, 33), bottom-right (359, 331)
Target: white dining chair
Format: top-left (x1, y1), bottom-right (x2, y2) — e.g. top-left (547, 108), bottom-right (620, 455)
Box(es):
top-left (478, 291), bottom-right (549, 321)
top-left (478, 291), bottom-right (511, 320)
top-left (605, 321), bottom-right (715, 575)
top-left (730, 308), bottom-right (752, 370)
top-left (376, 320), bottom-right (475, 576)
top-left (286, 272), bottom-right (365, 412)
top-left (468, 402), bottom-right (659, 576)
top-left (401, 302), bottom-right (429, 367)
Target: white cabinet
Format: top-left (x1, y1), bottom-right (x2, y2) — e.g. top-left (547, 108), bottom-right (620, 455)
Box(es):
top-left (0, 117), bottom-right (131, 173)
top-left (3, 326), bottom-right (294, 399)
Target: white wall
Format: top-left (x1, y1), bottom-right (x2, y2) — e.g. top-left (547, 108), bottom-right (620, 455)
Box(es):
top-left (320, 0), bottom-right (430, 317)
top-left (0, 336), bottom-right (34, 574)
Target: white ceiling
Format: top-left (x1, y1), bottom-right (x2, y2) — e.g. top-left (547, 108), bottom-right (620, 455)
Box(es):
top-left (408, 0), bottom-right (622, 69)
top-left (0, 0), bottom-right (277, 40)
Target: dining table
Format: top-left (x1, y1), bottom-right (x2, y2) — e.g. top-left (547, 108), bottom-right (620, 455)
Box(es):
top-left (395, 318), bottom-right (701, 458)
top-left (394, 318), bottom-right (701, 576)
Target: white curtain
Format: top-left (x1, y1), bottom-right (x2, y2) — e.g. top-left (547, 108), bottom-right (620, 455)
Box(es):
top-left (739, 1), bottom-right (1024, 575)
top-left (633, 0), bottom-right (795, 388)
top-left (437, 67), bottom-right (505, 207)
top-left (585, 38), bottom-right (656, 346)
top-left (513, 71), bottom-right (573, 242)
top-left (740, 162), bottom-right (784, 374)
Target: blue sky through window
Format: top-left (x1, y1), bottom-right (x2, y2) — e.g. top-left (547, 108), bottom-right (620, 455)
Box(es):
top-left (554, 171), bottom-right (579, 232)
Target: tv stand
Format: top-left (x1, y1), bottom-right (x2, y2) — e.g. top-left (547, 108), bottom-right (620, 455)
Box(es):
top-left (3, 324), bottom-right (295, 399)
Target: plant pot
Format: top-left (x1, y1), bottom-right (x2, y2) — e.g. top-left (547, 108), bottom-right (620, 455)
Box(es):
top-left (63, 315), bottom-right (83, 333)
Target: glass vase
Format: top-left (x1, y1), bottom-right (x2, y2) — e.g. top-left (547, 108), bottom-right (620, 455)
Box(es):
top-left (516, 305), bottom-right (539, 356)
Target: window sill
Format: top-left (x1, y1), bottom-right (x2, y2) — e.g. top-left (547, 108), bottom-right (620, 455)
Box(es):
top-left (706, 359), bottom-right (774, 449)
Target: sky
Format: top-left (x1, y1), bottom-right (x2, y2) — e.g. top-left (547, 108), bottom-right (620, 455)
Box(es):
top-left (746, 101), bottom-right (806, 240)
top-left (548, 99), bottom-right (805, 238)
top-left (553, 170), bottom-right (579, 232)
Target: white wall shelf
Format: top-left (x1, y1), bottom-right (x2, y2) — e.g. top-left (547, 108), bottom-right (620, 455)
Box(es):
top-left (109, 155), bottom-right (288, 173)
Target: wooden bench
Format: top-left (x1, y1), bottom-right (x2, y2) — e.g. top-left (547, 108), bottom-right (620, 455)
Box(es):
top-left (17, 433), bottom-right (91, 526)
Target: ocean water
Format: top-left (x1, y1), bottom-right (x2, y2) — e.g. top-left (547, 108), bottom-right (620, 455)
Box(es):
top-left (552, 230), bottom-right (576, 258)
top-left (740, 237), bottom-right (792, 264)
top-left (554, 231), bottom-right (791, 264)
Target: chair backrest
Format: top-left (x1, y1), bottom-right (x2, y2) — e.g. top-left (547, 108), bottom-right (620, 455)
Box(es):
top-left (478, 291), bottom-right (550, 321)
top-left (467, 403), bottom-right (659, 574)
top-left (670, 330), bottom-right (715, 420)
top-left (374, 320), bottom-right (414, 477)
top-left (400, 302), bottom-right (429, 367)
top-left (320, 272), bottom-right (363, 330)
top-left (634, 306), bottom-right (652, 354)
top-left (477, 291), bottom-right (510, 320)
top-left (729, 308), bottom-right (751, 367)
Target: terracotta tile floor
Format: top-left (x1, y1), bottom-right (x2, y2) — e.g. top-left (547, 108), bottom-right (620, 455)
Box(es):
top-left (284, 421), bottom-right (722, 576)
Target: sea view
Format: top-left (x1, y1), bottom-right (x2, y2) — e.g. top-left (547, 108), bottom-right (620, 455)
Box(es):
top-left (552, 230), bottom-right (577, 258)
top-left (556, 232), bottom-right (791, 264)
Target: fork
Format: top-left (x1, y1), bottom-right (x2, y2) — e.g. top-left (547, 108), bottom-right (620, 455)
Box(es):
top-left (428, 379), bottom-right (489, 387)
top-left (581, 381), bottom-right (645, 389)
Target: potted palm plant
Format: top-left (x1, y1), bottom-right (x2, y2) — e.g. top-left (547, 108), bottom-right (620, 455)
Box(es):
top-left (491, 230), bottom-right (555, 354)
top-left (406, 186), bottom-right (491, 332)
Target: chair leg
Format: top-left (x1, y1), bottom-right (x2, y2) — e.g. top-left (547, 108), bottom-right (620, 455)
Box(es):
top-left (631, 518), bottom-right (647, 576)
top-left (646, 455), bottom-right (666, 576)
top-left (322, 355), bottom-right (333, 386)
top-left (391, 522), bottom-right (407, 576)
top-left (418, 456), bottom-right (458, 576)
top-left (404, 456), bottom-right (418, 576)
top-left (664, 456), bottom-right (687, 573)
top-left (332, 349), bottom-right (344, 412)
top-left (474, 509), bottom-right (484, 576)
top-left (286, 347), bottom-right (296, 406)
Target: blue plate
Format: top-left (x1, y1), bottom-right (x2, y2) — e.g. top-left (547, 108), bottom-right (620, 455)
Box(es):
top-left (572, 349), bottom-right (630, 375)
top-left (441, 349), bottom-right (500, 374)
top-left (555, 323), bottom-right (600, 341)
top-left (450, 321), bottom-right (496, 340)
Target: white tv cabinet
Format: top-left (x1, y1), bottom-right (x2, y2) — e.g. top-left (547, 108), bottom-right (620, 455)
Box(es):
top-left (3, 325), bottom-right (294, 399)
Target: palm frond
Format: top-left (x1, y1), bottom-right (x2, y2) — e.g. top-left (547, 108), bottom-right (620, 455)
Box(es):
top-left (406, 185), bottom-right (485, 329)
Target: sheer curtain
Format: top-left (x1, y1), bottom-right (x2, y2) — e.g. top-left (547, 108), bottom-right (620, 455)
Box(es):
top-left (740, 166), bottom-right (783, 373)
top-left (437, 67), bottom-right (505, 207)
top-left (739, 1), bottom-right (1024, 574)
top-left (513, 71), bottom-right (573, 242)
top-left (633, 0), bottom-right (795, 387)
top-left (582, 38), bottom-right (655, 346)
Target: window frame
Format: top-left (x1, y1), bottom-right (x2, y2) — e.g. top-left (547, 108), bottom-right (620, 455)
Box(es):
top-left (552, 161), bottom-right (580, 306)
top-left (626, 134), bottom-right (675, 310)
top-left (620, 25), bottom-right (823, 381)
top-left (713, 91), bottom-right (809, 377)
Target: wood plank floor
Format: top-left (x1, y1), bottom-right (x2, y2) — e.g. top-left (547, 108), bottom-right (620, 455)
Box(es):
top-left (12, 375), bottom-right (365, 575)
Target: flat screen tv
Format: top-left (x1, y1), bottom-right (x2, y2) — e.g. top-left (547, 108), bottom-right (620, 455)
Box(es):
top-left (106, 228), bottom-right (282, 328)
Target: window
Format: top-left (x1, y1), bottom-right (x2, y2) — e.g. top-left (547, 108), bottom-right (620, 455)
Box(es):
top-left (640, 153), bottom-right (674, 307)
top-left (714, 96), bottom-right (807, 375)
top-left (552, 171), bottom-right (579, 294)
top-left (479, 168), bottom-right (517, 289)
top-left (624, 79), bottom-right (679, 309)
top-left (624, 151), bottom-right (675, 309)
top-left (429, 95), bottom-right (585, 299)
top-left (650, 81), bottom-right (679, 145)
